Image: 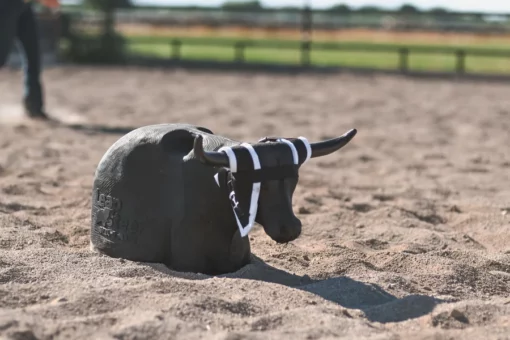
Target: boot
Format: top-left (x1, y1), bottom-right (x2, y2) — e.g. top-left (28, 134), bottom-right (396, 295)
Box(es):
top-left (23, 98), bottom-right (49, 120)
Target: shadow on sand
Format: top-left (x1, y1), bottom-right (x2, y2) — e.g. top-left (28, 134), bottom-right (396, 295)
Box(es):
top-left (40, 116), bottom-right (137, 135)
top-left (62, 122), bottom-right (137, 135)
top-left (143, 255), bottom-right (443, 324)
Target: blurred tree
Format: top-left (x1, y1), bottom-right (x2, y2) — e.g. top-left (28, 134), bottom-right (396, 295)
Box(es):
top-left (398, 4), bottom-right (420, 14)
top-left (328, 4), bottom-right (351, 13)
top-left (84, 0), bottom-right (132, 9)
top-left (358, 6), bottom-right (382, 14)
top-left (427, 7), bottom-right (454, 22)
top-left (428, 7), bottom-right (450, 16)
top-left (279, 6), bottom-right (301, 12)
top-left (221, 0), bottom-right (264, 11)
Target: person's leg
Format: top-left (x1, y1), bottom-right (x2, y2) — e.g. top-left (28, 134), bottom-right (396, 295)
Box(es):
top-left (0, 0), bottom-right (22, 67)
top-left (16, 3), bottom-right (47, 118)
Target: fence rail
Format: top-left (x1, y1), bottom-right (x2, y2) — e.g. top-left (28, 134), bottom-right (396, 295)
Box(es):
top-left (64, 8), bottom-right (510, 34)
top-left (130, 38), bottom-right (510, 75)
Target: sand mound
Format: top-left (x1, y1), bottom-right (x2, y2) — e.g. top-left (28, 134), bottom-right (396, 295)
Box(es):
top-left (0, 66), bottom-right (509, 339)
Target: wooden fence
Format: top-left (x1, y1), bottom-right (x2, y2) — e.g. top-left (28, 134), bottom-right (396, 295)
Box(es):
top-left (67, 8), bottom-right (510, 34)
top-left (135, 38), bottom-right (510, 75)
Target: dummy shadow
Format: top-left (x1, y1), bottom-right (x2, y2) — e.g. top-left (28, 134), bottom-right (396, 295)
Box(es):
top-left (46, 118), bottom-right (136, 135)
top-left (143, 255), bottom-right (443, 323)
top-left (63, 122), bottom-right (136, 135)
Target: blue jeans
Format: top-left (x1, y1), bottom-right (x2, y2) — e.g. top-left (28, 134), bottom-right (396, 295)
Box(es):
top-left (0, 0), bottom-right (44, 113)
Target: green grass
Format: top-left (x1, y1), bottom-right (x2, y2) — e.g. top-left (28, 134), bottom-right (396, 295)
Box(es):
top-left (311, 50), bottom-right (399, 70)
top-left (126, 35), bottom-right (510, 51)
top-left (126, 35), bottom-right (510, 74)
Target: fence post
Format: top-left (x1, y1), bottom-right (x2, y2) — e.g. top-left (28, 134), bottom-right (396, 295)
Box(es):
top-left (399, 48), bottom-right (409, 73)
top-left (456, 50), bottom-right (466, 74)
top-left (235, 42), bottom-right (245, 63)
top-left (301, 3), bottom-right (312, 67)
top-left (171, 39), bottom-right (181, 60)
top-left (301, 41), bottom-right (311, 66)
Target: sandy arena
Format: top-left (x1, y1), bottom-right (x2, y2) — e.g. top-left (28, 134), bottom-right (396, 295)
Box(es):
top-left (0, 66), bottom-right (509, 339)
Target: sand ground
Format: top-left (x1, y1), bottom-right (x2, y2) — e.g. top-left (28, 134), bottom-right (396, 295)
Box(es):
top-left (0, 66), bottom-right (509, 339)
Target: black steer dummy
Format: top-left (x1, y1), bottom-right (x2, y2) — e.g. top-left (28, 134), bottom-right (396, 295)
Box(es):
top-left (90, 123), bottom-right (357, 275)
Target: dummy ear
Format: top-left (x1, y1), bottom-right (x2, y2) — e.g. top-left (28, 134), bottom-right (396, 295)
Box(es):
top-left (192, 135), bottom-right (230, 167)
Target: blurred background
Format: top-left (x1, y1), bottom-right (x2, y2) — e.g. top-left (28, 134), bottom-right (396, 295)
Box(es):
top-left (6, 0), bottom-right (510, 76)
